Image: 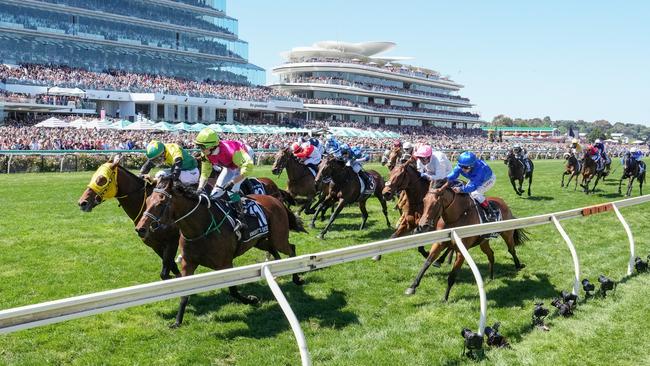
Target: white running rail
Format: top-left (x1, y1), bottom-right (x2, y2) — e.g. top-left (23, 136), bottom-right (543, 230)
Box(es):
top-left (0, 195), bottom-right (648, 363)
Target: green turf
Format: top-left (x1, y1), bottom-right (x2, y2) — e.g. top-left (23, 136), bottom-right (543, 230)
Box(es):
top-left (1, 159), bottom-right (649, 365)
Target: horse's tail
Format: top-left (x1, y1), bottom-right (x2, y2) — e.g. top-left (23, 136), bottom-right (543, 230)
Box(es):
top-left (285, 204), bottom-right (307, 233)
top-left (278, 188), bottom-right (296, 207)
top-left (513, 227), bottom-right (530, 246)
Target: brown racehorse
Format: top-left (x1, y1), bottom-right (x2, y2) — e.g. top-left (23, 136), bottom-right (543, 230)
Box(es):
top-left (385, 146), bottom-right (403, 171)
top-left (618, 153), bottom-right (645, 197)
top-left (134, 174), bottom-right (306, 328)
top-left (271, 147), bottom-right (328, 214)
top-left (561, 151), bottom-right (582, 190)
top-left (504, 150), bottom-right (534, 196)
top-left (78, 156), bottom-right (181, 280)
top-left (406, 179), bottom-right (527, 301)
top-left (312, 155), bottom-right (391, 239)
top-left (381, 159), bottom-right (432, 260)
top-left (580, 152), bottom-right (606, 194)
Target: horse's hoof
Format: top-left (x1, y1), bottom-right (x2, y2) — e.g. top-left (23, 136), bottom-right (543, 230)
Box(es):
top-left (432, 261), bottom-right (442, 268)
top-left (317, 233), bottom-right (325, 240)
top-left (169, 322), bottom-right (181, 329)
top-left (245, 295), bottom-right (259, 305)
top-left (372, 255), bottom-right (382, 261)
top-left (309, 223), bottom-right (316, 229)
top-left (404, 287), bottom-right (416, 296)
top-left (517, 264), bottom-right (526, 270)
top-left (292, 275), bottom-right (305, 286)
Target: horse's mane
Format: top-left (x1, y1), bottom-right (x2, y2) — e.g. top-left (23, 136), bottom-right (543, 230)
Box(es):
top-left (116, 164), bottom-right (143, 181)
top-left (433, 178), bottom-right (448, 189)
top-left (156, 175), bottom-right (200, 201)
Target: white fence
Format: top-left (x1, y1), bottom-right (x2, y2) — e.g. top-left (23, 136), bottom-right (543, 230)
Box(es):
top-left (1, 195), bottom-right (648, 365)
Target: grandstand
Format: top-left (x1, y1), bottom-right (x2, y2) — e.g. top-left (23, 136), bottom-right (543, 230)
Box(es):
top-left (271, 41), bottom-right (482, 129)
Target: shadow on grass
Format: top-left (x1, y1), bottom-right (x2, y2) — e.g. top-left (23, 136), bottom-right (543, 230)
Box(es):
top-left (526, 196), bottom-right (554, 201)
top-left (158, 276), bottom-right (359, 339)
top-left (597, 192), bottom-right (622, 199)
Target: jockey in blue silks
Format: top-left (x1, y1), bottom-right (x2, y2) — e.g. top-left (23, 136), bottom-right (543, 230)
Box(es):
top-left (339, 144), bottom-right (374, 194)
top-left (447, 151), bottom-right (499, 221)
top-left (325, 135), bottom-right (341, 155)
top-left (593, 139), bottom-right (610, 171)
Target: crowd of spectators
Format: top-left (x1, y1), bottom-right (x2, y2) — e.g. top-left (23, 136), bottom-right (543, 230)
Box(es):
top-left (289, 76), bottom-right (470, 102)
top-left (0, 90), bottom-right (86, 107)
top-left (1, 64), bottom-right (299, 102)
top-left (2, 116), bottom-right (646, 158)
top-left (290, 57), bottom-right (452, 82)
top-left (303, 98), bottom-right (480, 119)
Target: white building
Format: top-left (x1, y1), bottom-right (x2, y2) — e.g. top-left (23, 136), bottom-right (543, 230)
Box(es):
top-left (271, 41), bottom-right (482, 129)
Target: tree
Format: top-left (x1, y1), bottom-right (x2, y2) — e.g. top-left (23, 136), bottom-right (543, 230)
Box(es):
top-left (588, 127), bottom-right (604, 143)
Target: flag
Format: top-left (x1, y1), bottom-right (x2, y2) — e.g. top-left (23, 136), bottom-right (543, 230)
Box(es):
top-left (568, 126), bottom-right (575, 138)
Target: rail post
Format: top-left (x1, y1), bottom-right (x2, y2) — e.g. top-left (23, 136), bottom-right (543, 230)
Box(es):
top-left (551, 215), bottom-right (581, 296)
top-left (451, 230), bottom-right (487, 336)
top-left (261, 265), bottom-right (311, 366)
top-left (611, 204), bottom-right (635, 276)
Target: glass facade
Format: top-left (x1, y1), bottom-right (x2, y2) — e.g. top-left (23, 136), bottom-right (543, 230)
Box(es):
top-left (0, 0), bottom-right (264, 84)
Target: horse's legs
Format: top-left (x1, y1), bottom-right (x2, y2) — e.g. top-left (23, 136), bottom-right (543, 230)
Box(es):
top-left (561, 171), bottom-right (567, 187)
top-left (509, 177), bottom-right (521, 196)
top-left (518, 178), bottom-right (525, 195)
top-left (574, 172), bottom-right (579, 191)
top-left (405, 242), bottom-right (448, 295)
top-left (310, 195), bottom-right (332, 228)
top-left (444, 253), bottom-right (466, 302)
top-left (500, 230), bottom-right (525, 269)
top-left (627, 177), bottom-right (635, 197)
top-left (433, 247), bottom-right (453, 267)
top-left (162, 243), bottom-right (180, 279)
top-left (478, 240), bottom-right (495, 280)
top-left (358, 199), bottom-right (369, 230)
top-left (288, 244), bottom-right (305, 285)
top-left (527, 172), bottom-right (533, 196)
top-left (618, 176), bottom-right (625, 195)
top-left (171, 260), bottom-right (199, 328)
top-left (591, 174), bottom-right (602, 194)
top-left (377, 193), bottom-right (391, 228)
top-left (228, 285), bottom-right (259, 305)
top-left (318, 198), bottom-right (346, 239)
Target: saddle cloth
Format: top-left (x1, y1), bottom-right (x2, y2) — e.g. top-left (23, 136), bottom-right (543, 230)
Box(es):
top-left (241, 178), bottom-right (266, 195)
top-left (212, 196), bottom-right (270, 243)
top-left (357, 173), bottom-right (375, 199)
top-left (474, 200), bottom-right (502, 238)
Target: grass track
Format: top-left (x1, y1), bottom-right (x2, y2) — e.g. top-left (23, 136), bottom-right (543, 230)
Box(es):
top-left (1, 159), bottom-right (649, 365)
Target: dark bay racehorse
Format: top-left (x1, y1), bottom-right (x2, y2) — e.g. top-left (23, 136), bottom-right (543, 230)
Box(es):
top-left (381, 159), bottom-right (432, 260)
top-left (78, 156), bottom-right (181, 280)
top-left (561, 152), bottom-right (582, 190)
top-left (504, 150), bottom-right (534, 196)
top-left (618, 153), bottom-right (645, 197)
top-left (246, 177), bottom-right (295, 206)
top-left (134, 175), bottom-right (306, 328)
top-left (312, 155), bottom-right (391, 239)
top-left (406, 179), bottom-right (527, 301)
top-left (580, 152), bottom-right (607, 194)
top-left (271, 147), bottom-right (328, 214)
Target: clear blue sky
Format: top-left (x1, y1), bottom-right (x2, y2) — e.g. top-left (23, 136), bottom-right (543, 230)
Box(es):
top-left (228, 0), bottom-right (649, 125)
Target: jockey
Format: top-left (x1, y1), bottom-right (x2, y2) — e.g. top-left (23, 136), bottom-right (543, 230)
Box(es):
top-left (194, 127), bottom-right (254, 240)
top-left (630, 147), bottom-right (644, 161)
top-left (381, 148), bottom-right (391, 166)
top-left (340, 144), bottom-right (373, 194)
top-left (512, 144), bottom-right (531, 172)
top-left (413, 145), bottom-right (453, 182)
top-left (140, 140), bottom-right (199, 185)
top-left (586, 144), bottom-right (602, 167)
top-left (293, 138), bottom-right (322, 170)
top-left (324, 135), bottom-right (341, 155)
top-left (569, 138), bottom-right (582, 155)
top-left (446, 151), bottom-right (499, 221)
top-left (401, 142), bottom-right (415, 163)
top-left (594, 138), bottom-right (610, 170)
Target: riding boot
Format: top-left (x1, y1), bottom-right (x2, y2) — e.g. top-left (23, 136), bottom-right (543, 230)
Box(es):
top-left (480, 200), bottom-right (495, 222)
top-left (231, 197), bottom-right (249, 241)
top-left (359, 170), bottom-right (373, 194)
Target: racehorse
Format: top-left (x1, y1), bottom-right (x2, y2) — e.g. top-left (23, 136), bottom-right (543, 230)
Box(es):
top-left (243, 176), bottom-right (295, 207)
top-left (504, 150), bottom-right (534, 196)
top-left (381, 159), bottom-right (432, 259)
top-left (77, 156), bottom-right (181, 280)
top-left (312, 155), bottom-right (391, 239)
top-left (134, 174), bottom-right (306, 328)
top-left (271, 147), bottom-right (328, 214)
top-left (406, 179), bottom-right (527, 301)
top-left (618, 153), bottom-right (645, 197)
top-left (384, 146), bottom-right (403, 171)
top-left (561, 152), bottom-right (582, 190)
top-left (580, 152), bottom-right (607, 194)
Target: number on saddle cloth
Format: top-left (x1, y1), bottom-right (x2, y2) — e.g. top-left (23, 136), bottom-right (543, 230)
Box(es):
top-left (239, 198), bottom-right (269, 240)
top-left (241, 178), bottom-right (266, 195)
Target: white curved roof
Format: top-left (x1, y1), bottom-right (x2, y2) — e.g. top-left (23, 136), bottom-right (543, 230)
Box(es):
top-left (284, 41), bottom-right (406, 61)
